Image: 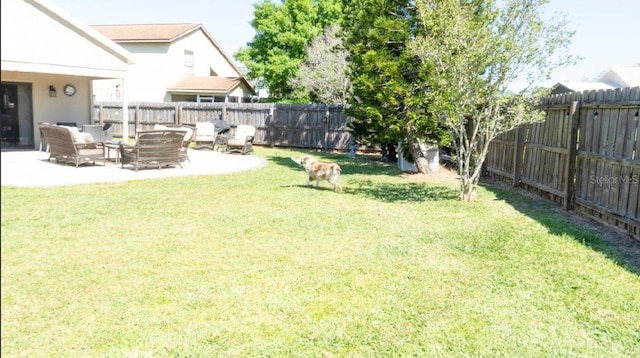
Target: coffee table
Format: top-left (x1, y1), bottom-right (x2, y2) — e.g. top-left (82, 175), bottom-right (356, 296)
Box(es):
top-left (101, 142), bottom-right (121, 164)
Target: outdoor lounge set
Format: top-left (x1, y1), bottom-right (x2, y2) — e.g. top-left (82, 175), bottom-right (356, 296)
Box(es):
top-left (38, 121), bottom-right (258, 170)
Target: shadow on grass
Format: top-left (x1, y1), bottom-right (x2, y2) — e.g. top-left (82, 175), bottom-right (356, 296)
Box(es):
top-left (346, 179), bottom-right (458, 202)
top-left (280, 180), bottom-right (457, 202)
top-left (267, 152), bottom-right (458, 202)
top-left (266, 151), bottom-right (400, 178)
top-left (481, 179), bottom-right (640, 276)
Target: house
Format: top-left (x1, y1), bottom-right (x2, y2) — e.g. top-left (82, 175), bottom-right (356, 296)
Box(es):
top-left (550, 81), bottom-right (614, 95)
top-left (598, 65), bottom-right (640, 88)
top-left (91, 23), bottom-right (256, 103)
top-left (550, 64), bottom-right (640, 95)
top-left (1, 0), bottom-right (133, 149)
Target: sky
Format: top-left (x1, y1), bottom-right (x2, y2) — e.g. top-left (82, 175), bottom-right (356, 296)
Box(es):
top-left (51, 0), bottom-right (639, 89)
top-left (51, 0), bottom-right (258, 63)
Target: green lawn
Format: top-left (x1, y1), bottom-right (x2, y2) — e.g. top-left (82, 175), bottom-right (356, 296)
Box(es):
top-left (2, 147), bottom-right (639, 357)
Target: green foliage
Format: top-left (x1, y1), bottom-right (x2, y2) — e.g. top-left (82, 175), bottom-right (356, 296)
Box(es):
top-left (235, 0), bottom-right (343, 102)
top-left (341, 0), bottom-right (449, 155)
top-left (410, 0), bottom-right (579, 200)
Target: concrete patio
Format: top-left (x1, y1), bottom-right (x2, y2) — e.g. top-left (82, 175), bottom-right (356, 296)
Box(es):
top-left (1, 148), bottom-right (267, 188)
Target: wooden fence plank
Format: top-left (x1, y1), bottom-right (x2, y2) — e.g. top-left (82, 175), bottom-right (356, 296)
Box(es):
top-left (592, 109), bottom-right (603, 154)
top-left (564, 101), bottom-right (580, 209)
top-left (613, 108), bottom-right (629, 158)
top-left (93, 102), bottom-right (353, 151)
top-left (627, 169), bottom-right (639, 219)
top-left (634, 110), bottom-right (640, 161)
top-left (486, 87), bottom-right (640, 240)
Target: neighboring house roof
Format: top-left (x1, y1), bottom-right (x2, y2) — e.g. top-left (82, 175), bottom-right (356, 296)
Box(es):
top-left (597, 65), bottom-right (640, 87)
top-left (92, 23), bottom-right (200, 43)
top-left (168, 77), bottom-right (243, 93)
top-left (1, 0), bottom-right (134, 78)
top-left (92, 23), bottom-right (255, 94)
top-left (551, 81), bottom-right (614, 94)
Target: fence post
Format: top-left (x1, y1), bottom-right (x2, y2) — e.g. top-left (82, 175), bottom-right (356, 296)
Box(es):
top-left (323, 107), bottom-right (330, 152)
top-left (268, 106), bottom-right (275, 148)
top-left (134, 104), bottom-right (140, 135)
top-left (513, 126), bottom-right (524, 187)
top-left (222, 104), bottom-right (227, 120)
top-left (176, 103), bottom-right (182, 125)
top-left (563, 100), bottom-right (580, 210)
top-left (98, 104), bottom-right (104, 126)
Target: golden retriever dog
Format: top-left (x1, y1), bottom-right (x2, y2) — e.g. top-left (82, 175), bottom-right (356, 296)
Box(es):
top-left (291, 155), bottom-right (343, 192)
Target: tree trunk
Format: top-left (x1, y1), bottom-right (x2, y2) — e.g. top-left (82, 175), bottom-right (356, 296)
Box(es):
top-left (387, 143), bottom-right (397, 161)
top-left (410, 142), bottom-right (430, 174)
top-left (459, 173), bottom-right (478, 201)
top-left (458, 140), bottom-right (488, 202)
top-left (381, 143), bottom-right (397, 162)
top-left (414, 155), bottom-right (431, 174)
top-left (406, 136), bottom-right (431, 174)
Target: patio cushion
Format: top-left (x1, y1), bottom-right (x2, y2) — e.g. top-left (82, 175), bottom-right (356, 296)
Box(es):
top-left (155, 124), bottom-right (193, 142)
top-left (68, 126), bottom-right (86, 143)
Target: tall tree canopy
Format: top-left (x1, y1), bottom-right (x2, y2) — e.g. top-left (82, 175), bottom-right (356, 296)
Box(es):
top-left (411, 0), bottom-right (578, 201)
top-left (235, 0), bottom-right (343, 102)
top-left (341, 0), bottom-right (449, 169)
top-left (342, 0), bottom-right (576, 198)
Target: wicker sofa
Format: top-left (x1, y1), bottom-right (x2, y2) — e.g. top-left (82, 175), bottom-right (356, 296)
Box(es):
top-left (38, 123), bottom-right (105, 167)
top-left (119, 129), bottom-right (187, 171)
top-left (153, 124), bottom-right (195, 162)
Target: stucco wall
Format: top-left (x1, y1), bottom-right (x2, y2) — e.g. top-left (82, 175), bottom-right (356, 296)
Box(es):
top-left (2, 71), bottom-right (93, 147)
top-left (1, 0), bottom-right (129, 78)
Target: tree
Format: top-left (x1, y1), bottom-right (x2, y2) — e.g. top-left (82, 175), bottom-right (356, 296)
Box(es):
top-left (341, 0), bottom-right (449, 170)
top-left (410, 0), bottom-right (579, 201)
top-left (290, 24), bottom-right (350, 105)
top-left (235, 0), bottom-right (343, 102)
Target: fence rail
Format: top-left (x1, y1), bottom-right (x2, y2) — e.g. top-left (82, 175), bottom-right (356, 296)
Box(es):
top-left (92, 102), bottom-right (354, 151)
top-left (485, 87), bottom-right (640, 240)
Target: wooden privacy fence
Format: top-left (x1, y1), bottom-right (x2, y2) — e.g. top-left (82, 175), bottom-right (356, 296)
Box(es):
top-left (92, 102), bottom-right (353, 151)
top-left (485, 87), bottom-right (640, 240)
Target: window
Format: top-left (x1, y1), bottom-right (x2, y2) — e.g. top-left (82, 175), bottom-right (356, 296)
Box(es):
top-left (184, 50), bottom-right (194, 75)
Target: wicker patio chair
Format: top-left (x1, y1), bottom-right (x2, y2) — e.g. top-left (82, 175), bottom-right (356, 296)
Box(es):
top-left (226, 124), bottom-right (256, 155)
top-left (82, 124), bottom-right (103, 142)
top-left (194, 121), bottom-right (215, 150)
top-left (102, 123), bottom-right (114, 142)
top-left (119, 129), bottom-right (186, 171)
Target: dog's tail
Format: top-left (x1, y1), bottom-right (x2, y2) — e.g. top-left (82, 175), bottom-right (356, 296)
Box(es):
top-left (333, 164), bottom-right (342, 173)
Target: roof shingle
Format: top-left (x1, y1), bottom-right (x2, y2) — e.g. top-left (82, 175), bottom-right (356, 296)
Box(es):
top-left (92, 23), bottom-right (200, 43)
top-left (168, 77), bottom-right (243, 93)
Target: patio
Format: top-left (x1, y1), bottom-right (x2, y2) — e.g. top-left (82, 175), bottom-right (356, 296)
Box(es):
top-left (1, 148), bottom-right (267, 187)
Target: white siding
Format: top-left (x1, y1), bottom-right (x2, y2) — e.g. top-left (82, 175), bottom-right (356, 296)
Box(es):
top-left (1, 0), bottom-right (130, 78)
top-left (171, 30), bottom-right (239, 78)
top-left (93, 27), bottom-right (253, 102)
top-left (118, 43), bottom-right (174, 102)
